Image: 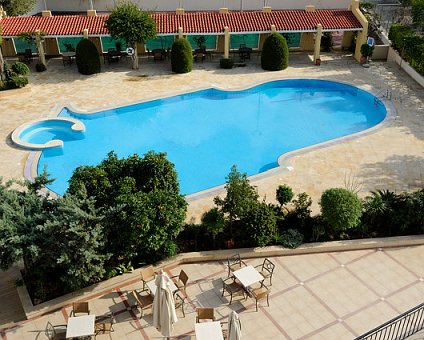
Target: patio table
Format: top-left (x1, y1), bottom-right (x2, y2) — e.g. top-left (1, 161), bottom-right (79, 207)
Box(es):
top-left (66, 314), bottom-right (95, 339)
top-left (195, 321), bottom-right (224, 340)
top-left (233, 265), bottom-right (264, 288)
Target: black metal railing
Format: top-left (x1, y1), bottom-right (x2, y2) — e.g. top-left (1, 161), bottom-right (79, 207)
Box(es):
top-left (355, 302), bottom-right (424, 340)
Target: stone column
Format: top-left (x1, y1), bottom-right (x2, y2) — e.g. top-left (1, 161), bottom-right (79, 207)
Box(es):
top-left (35, 30), bottom-right (46, 67)
top-left (224, 26), bottom-right (229, 58)
top-left (351, 0), bottom-right (368, 62)
top-left (271, 25), bottom-right (276, 33)
top-left (83, 29), bottom-right (89, 39)
top-left (314, 24), bottom-right (323, 64)
top-left (178, 27), bottom-right (183, 39)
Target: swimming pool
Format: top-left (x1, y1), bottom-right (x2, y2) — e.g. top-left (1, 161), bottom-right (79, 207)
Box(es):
top-left (27, 79), bottom-right (386, 196)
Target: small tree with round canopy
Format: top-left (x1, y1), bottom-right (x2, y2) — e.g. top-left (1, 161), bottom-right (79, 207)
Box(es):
top-left (105, 1), bottom-right (156, 70)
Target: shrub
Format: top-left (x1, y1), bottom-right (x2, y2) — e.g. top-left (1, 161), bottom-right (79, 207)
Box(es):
top-left (11, 61), bottom-right (29, 76)
top-left (261, 33), bottom-right (289, 71)
top-left (240, 202), bottom-right (277, 247)
top-left (360, 43), bottom-right (374, 57)
top-left (320, 188), bottom-right (362, 234)
top-left (35, 62), bottom-right (47, 72)
top-left (276, 184), bottom-right (294, 207)
top-left (388, 24), bottom-right (414, 50)
top-left (279, 228), bottom-right (304, 249)
top-left (6, 76), bottom-right (28, 89)
top-left (220, 58), bottom-right (234, 69)
top-left (75, 38), bottom-right (101, 75)
top-left (171, 38), bottom-right (193, 74)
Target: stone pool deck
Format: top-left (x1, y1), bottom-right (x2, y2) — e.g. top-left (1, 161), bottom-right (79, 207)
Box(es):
top-left (0, 52), bottom-right (423, 221)
top-left (0, 52), bottom-right (423, 338)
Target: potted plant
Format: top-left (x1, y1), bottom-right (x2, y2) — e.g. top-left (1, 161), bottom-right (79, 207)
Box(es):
top-left (360, 43), bottom-right (374, 65)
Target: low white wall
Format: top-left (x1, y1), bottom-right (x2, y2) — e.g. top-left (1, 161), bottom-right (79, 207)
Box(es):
top-left (16, 235), bottom-right (424, 319)
top-left (29, 0), bottom-right (351, 14)
top-left (372, 44), bottom-right (389, 60)
top-left (387, 46), bottom-right (424, 88)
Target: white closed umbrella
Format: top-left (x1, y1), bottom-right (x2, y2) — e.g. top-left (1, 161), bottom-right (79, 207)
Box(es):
top-left (228, 311), bottom-right (242, 340)
top-left (153, 269), bottom-right (178, 339)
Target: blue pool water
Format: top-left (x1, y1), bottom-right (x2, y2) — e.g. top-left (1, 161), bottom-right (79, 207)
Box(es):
top-left (35, 79), bottom-right (386, 196)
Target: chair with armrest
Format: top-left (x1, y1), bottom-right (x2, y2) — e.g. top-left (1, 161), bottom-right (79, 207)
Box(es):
top-left (24, 48), bottom-right (33, 64)
top-left (132, 289), bottom-right (153, 318)
top-left (70, 302), bottom-right (89, 316)
top-left (255, 258), bottom-right (275, 285)
top-left (251, 282), bottom-right (271, 312)
top-left (222, 277), bottom-right (246, 305)
top-left (227, 253), bottom-right (247, 277)
top-left (196, 307), bottom-right (215, 322)
top-left (95, 312), bottom-right (115, 335)
top-left (174, 292), bottom-right (186, 317)
top-left (140, 265), bottom-right (155, 291)
top-left (172, 269), bottom-right (189, 295)
top-left (45, 321), bottom-right (67, 340)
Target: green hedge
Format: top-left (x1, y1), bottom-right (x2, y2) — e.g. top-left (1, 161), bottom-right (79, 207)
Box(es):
top-left (219, 58), bottom-right (234, 69)
top-left (261, 33), bottom-right (289, 71)
top-left (389, 24), bottom-right (424, 74)
top-left (171, 38), bottom-right (193, 74)
top-left (75, 38), bottom-right (101, 75)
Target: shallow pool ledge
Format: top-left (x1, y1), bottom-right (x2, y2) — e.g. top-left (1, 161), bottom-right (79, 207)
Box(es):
top-left (12, 117), bottom-right (85, 150)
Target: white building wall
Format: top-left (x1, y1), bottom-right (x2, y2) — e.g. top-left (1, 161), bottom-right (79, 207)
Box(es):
top-left (29, 0), bottom-right (351, 14)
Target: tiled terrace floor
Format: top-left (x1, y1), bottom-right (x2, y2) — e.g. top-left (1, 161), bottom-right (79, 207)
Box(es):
top-left (2, 245), bottom-right (424, 339)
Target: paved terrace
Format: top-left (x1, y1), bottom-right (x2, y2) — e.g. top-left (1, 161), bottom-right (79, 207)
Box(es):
top-left (1, 245), bottom-right (424, 339)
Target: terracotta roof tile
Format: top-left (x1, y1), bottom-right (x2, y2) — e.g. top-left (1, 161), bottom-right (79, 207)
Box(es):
top-left (0, 10), bottom-right (361, 37)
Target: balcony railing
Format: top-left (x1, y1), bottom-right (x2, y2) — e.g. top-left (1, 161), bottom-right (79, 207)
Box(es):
top-left (355, 302), bottom-right (424, 340)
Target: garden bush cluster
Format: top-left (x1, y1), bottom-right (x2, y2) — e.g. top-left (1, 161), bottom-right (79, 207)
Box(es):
top-left (177, 166), bottom-right (424, 253)
top-left (0, 61), bottom-right (29, 90)
top-left (389, 24), bottom-right (424, 75)
top-left (0, 151), bottom-right (186, 303)
top-left (1, 156), bottom-right (423, 304)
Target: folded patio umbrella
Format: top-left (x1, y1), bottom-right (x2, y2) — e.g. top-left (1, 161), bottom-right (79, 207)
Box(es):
top-left (228, 310), bottom-right (242, 340)
top-left (152, 269), bottom-right (178, 338)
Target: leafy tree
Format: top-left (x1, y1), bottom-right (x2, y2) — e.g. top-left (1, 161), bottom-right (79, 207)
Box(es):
top-left (105, 1), bottom-right (156, 69)
top-left (201, 207), bottom-right (225, 248)
top-left (240, 202), bottom-right (277, 247)
top-left (171, 38), bottom-right (193, 74)
top-left (320, 188), bottom-right (362, 235)
top-left (68, 151), bottom-right (187, 262)
top-left (0, 174), bottom-right (109, 301)
top-left (0, 0), bottom-right (35, 16)
top-left (214, 165), bottom-right (259, 239)
top-left (261, 33), bottom-right (289, 71)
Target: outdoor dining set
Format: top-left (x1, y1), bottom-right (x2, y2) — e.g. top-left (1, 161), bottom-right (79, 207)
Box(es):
top-left (44, 254), bottom-right (274, 339)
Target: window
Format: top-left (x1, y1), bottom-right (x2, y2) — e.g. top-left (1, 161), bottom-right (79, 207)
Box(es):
top-left (145, 36), bottom-right (174, 50)
top-left (57, 37), bottom-right (83, 53)
top-left (101, 37), bottom-right (127, 52)
top-left (187, 35), bottom-right (217, 50)
top-left (230, 34), bottom-right (259, 49)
